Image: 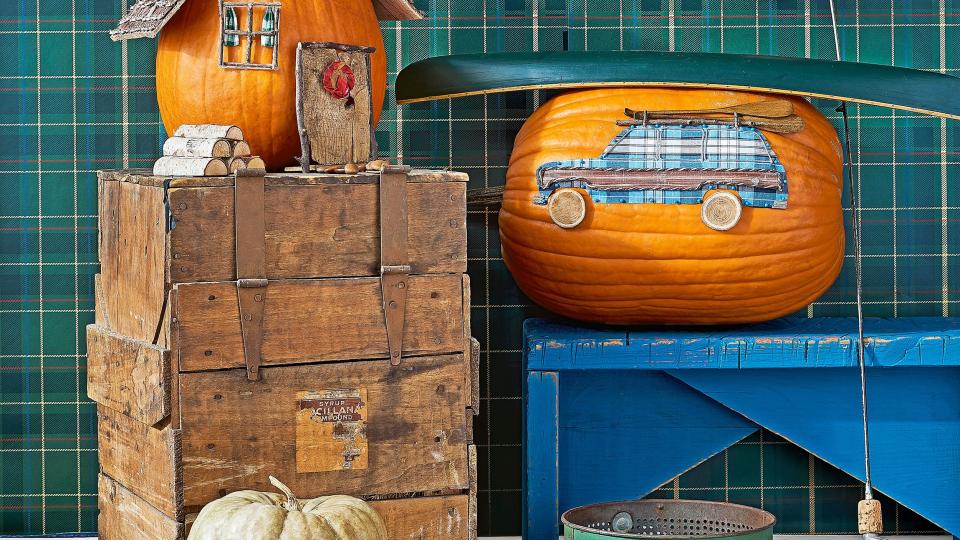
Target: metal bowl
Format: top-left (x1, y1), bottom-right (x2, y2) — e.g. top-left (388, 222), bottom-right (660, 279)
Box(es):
top-left (562, 499), bottom-right (776, 540)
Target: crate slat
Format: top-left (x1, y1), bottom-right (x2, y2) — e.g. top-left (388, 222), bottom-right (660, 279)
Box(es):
top-left (98, 474), bottom-right (183, 540)
top-left (370, 495), bottom-right (471, 539)
top-left (97, 179), bottom-right (168, 343)
top-left (97, 405), bottom-right (182, 519)
top-left (174, 275), bottom-right (465, 372)
top-left (87, 325), bottom-right (170, 425)
top-left (179, 354), bottom-right (470, 508)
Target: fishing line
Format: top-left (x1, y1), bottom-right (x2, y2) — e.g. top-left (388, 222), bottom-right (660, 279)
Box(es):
top-left (827, 0), bottom-right (881, 536)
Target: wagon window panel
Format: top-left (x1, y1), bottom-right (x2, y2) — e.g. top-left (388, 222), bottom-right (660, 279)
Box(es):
top-left (655, 127), bottom-right (706, 164)
top-left (219, 1), bottom-right (281, 70)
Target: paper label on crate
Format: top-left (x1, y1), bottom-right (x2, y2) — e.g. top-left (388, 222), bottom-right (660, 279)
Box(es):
top-left (295, 388), bottom-right (368, 473)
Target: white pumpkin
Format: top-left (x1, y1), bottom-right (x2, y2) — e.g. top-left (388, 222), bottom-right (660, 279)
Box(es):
top-left (187, 476), bottom-right (388, 540)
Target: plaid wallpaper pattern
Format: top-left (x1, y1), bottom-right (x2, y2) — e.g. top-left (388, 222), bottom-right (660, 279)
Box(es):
top-left (0, 0), bottom-right (957, 535)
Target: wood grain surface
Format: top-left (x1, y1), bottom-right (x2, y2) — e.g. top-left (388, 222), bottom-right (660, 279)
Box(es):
top-left (178, 354), bottom-right (470, 510)
top-left (97, 177), bottom-right (168, 343)
top-left (86, 325), bottom-right (170, 426)
top-left (174, 275), bottom-right (465, 371)
top-left (299, 45), bottom-right (372, 165)
top-left (97, 405), bottom-right (182, 519)
top-left (167, 181), bottom-right (465, 282)
top-left (98, 168), bottom-right (467, 187)
top-left (98, 474), bottom-right (182, 540)
top-left (370, 495), bottom-right (471, 539)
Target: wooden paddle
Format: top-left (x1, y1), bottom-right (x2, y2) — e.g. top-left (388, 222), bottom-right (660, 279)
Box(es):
top-left (625, 99), bottom-right (794, 120)
top-left (467, 186), bottom-right (507, 208)
top-left (617, 114), bottom-right (805, 134)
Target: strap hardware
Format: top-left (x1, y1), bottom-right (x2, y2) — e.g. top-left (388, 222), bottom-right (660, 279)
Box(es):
top-left (234, 169), bottom-right (267, 381)
top-left (379, 165), bottom-right (412, 365)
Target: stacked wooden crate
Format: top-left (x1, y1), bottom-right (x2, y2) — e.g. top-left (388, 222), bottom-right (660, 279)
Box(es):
top-left (87, 167), bottom-right (476, 539)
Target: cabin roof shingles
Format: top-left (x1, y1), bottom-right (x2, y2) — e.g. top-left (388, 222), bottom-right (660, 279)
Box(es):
top-left (110, 0), bottom-right (187, 41)
top-left (110, 0), bottom-right (423, 41)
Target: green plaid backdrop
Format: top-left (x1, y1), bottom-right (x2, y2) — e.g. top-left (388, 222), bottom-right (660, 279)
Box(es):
top-left (1, 0), bottom-right (957, 536)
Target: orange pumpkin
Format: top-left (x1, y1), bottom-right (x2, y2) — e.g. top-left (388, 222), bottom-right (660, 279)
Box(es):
top-left (156, 0), bottom-right (386, 170)
top-left (500, 88), bottom-right (844, 325)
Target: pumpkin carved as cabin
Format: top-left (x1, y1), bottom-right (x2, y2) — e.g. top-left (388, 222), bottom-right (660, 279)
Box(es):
top-left (111, 0), bottom-right (422, 169)
top-left (500, 88), bottom-right (845, 325)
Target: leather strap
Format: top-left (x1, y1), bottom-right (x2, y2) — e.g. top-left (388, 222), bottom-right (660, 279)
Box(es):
top-left (234, 168), bottom-right (267, 381)
top-left (379, 165), bottom-right (412, 365)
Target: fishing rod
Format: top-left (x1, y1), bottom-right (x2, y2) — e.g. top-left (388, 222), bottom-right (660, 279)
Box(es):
top-left (826, 1), bottom-right (882, 537)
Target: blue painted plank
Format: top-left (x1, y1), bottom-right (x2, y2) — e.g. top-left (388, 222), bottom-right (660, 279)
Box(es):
top-left (556, 371), bottom-right (757, 516)
top-left (670, 367), bottom-right (960, 537)
top-left (524, 317), bottom-right (960, 370)
top-left (524, 371), bottom-right (560, 540)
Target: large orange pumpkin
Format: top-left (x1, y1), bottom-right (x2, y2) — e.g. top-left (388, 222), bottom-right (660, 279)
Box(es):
top-left (500, 88), bottom-right (844, 325)
top-left (156, 0), bottom-right (386, 170)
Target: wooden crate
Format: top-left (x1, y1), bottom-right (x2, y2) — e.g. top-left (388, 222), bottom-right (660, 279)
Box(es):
top-left (95, 169), bottom-right (466, 344)
top-left (89, 168), bottom-right (476, 539)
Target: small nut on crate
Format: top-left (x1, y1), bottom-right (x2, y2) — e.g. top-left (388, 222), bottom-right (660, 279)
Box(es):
top-left (367, 159), bottom-right (390, 171)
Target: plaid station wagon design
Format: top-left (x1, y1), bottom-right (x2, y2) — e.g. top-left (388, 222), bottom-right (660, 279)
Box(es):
top-left (535, 122), bottom-right (788, 211)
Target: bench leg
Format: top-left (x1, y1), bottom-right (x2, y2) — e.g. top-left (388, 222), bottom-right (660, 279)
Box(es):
top-left (524, 370), bottom-right (559, 540)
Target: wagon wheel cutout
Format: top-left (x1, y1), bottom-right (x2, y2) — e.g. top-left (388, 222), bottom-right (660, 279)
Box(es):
top-left (547, 189), bottom-right (587, 229)
top-left (701, 191), bottom-right (742, 231)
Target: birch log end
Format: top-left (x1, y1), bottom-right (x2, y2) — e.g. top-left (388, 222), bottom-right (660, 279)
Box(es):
top-left (232, 141), bottom-right (252, 157)
top-left (173, 124), bottom-right (244, 141)
top-left (162, 137), bottom-right (232, 158)
top-left (229, 156), bottom-right (266, 173)
top-left (153, 156), bottom-right (229, 177)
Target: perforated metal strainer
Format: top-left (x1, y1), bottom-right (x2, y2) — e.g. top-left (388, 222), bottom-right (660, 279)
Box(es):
top-left (562, 499), bottom-right (776, 540)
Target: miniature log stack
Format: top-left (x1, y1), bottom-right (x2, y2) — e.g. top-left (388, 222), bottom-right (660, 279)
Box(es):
top-left (88, 165), bottom-right (476, 539)
top-left (154, 124), bottom-right (265, 177)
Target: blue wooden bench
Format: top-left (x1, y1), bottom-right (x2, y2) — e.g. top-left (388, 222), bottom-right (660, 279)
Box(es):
top-left (523, 317), bottom-right (960, 540)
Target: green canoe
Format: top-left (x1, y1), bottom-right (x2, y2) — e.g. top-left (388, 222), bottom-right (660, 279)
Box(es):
top-left (395, 51), bottom-right (960, 120)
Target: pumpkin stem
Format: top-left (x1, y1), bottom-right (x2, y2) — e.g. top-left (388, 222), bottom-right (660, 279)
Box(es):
top-left (269, 476), bottom-right (301, 512)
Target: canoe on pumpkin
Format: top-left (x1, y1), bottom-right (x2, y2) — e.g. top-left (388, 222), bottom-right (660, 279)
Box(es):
top-left (395, 51), bottom-right (960, 120)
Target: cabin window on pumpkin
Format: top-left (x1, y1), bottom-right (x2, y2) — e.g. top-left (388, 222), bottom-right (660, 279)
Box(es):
top-left (219, 1), bottom-right (281, 70)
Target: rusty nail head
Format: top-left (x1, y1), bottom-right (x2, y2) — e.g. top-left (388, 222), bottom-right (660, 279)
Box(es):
top-left (178, 203), bottom-right (187, 210)
top-left (254, 294), bottom-right (262, 301)
top-left (449, 219), bottom-right (458, 227)
top-left (389, 300), bottom-right (397, 309)
top-left (392, 351), bottom-right (400, 358)
top-left (173, 253), bottom-right (180, 259)
top-left (244, 314), bottom-right (252, 321)
top-left (180, 266), bottom-right (188, 272)
top-left (397, 281), bottom-right (405, 289)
